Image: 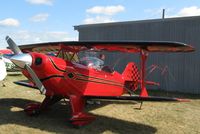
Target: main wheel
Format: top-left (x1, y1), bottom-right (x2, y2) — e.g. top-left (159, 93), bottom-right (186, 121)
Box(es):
top-left (24, 103), bottom-right (41, 116)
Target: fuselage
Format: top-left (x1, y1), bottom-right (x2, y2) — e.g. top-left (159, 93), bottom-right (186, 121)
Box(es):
top-left (23, 52), bottom-right (125, 97)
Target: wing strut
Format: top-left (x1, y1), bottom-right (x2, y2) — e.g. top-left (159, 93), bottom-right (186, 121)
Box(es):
top-left (140, 50), bottom-right (148, 97)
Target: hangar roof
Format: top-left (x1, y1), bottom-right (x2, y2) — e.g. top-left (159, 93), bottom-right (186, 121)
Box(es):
top-left (74, 15), bottom-right (200, 30)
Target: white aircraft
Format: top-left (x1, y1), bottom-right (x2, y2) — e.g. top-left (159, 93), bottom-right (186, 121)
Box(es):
top-left (0, 55), bottom-right (7, 82)
top-left (0, 49), bottom-right (20, 72)
top-left (2, 54), bottom-right (19, 71)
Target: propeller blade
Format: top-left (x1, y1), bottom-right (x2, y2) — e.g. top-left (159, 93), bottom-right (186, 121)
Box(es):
top-left (25, 64), bottom-right (46, 94)
top-left (6, 36), bottom-right (46, 94)
top-left (5, 36), bottom-right (22, 55)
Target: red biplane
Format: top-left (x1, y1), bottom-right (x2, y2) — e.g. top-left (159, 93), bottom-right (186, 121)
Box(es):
top-left (6, 36), bottom-right (194, 127)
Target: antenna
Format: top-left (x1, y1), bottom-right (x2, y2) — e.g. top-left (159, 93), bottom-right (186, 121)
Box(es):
top-left (162, 9), bottom-right (165, 19)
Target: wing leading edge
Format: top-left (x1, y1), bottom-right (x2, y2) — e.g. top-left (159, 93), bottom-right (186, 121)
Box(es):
top-left (17, 41), bottom-right (194, 53)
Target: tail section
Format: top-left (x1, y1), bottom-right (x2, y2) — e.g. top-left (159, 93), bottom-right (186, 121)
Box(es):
top-left (122, 62), bottom-right (160, 97)
top-left (122, 62), bottom-right (140, 82)
top-left (122, 62), bottom-right (140, 91)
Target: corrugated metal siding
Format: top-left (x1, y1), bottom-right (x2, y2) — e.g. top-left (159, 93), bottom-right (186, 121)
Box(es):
top-left (75, 16), bottom-right (200, 94)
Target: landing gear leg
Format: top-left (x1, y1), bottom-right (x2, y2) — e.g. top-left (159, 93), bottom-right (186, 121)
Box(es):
top-left (139, 101), bottom-right (143, 110)
top-left (1, 80), bottom-right (6, 87)
top-left (69, 95), bottom-right (95, 127)
top-left (24, 95), bottom-right (62, 116)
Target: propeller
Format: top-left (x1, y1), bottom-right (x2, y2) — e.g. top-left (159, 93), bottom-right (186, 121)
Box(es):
top-left (25, 64), bottom-right (46, 94)
top-left (5, 36), bottom-right (22, 55)
top-left (6, 36), bottom-right (46, 94)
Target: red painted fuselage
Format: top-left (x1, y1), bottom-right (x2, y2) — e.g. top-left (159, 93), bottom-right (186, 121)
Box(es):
top-left (24, 52), bottom-right (125, 97)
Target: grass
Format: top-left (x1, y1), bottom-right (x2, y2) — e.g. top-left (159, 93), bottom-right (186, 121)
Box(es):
top-left (0, 74), bottom-right (200, 134)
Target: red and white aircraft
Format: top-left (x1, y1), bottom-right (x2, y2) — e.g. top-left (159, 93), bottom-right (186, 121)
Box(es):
top-left (0, 49), bottom-right (13, 81)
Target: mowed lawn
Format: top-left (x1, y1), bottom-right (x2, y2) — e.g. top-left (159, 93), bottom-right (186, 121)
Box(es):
top-left (0, 74), bottom-right (200, 134)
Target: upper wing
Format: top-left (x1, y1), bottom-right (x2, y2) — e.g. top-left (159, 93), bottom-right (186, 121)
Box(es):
top-left (18, 43), bottom-right (60, 54)
top-left (17, 41), bottom-right (195, 53)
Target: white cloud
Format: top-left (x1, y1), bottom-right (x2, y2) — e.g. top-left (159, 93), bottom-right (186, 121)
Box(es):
top-left (10, 30), bottom-right (77, 44)
top-left (83, 16), bottom-right (115, 24)
top-left (0, 18), bottom-right (20, 27)
top-left (41, 31), bottom-right (77, 41)
top-left (26, 0), bottom-right (53, 5)
top-left (1, 29), bottom-right (77, 48)
top-left (30, 13), bottom-right (49, 22)
top-left (84, 5), bottom-right (125, 24)
top-left (176, 6), bottom-right (200, 17)
top-left (86, 5), bottom-right (125, 15)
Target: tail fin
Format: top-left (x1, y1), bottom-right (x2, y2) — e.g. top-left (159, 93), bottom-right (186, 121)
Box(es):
top-left (122, 62), bottom-right (160, 97)
top-left (122, 62), bottom-right (140, 91)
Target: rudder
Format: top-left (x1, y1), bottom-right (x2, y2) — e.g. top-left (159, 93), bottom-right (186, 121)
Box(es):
top-left (122, 62), bottom-right (140, 91)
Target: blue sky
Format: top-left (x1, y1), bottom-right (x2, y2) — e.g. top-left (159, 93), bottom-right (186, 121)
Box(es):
top-left (0, 0), bottom-right (200, 49)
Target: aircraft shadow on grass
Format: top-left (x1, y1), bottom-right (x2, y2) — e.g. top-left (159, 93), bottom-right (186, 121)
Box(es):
top-left (0, 98), bottom-right (157, 134)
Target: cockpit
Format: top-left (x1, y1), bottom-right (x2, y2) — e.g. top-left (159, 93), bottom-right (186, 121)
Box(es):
top-left (56, 49), bottom-right (113, 72)
top-left (79, 56), bottom-right (104, 70)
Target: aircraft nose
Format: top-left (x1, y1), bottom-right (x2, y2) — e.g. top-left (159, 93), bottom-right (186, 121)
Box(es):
top-left (10, 54), bottom-right (32, 68)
